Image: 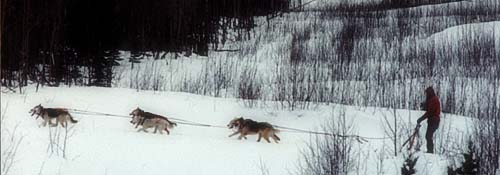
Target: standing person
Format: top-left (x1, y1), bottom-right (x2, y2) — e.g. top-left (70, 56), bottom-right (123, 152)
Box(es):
top-left (417, 86), bottom-right (441, 153)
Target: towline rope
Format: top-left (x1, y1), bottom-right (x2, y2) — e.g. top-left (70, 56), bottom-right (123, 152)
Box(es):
top-left (273, 125), bottom-right (392, 143)
top-left (66, 108), bottom-right (225, 128)
top-left (65, 108), bottom-right (392, 142)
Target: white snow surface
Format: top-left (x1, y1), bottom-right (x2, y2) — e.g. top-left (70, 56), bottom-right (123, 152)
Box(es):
top-left (428, 21), bottom-right (500, 47)
top-left (1, 87), bottom-right (473, 175)
top-left (414, 153), bottom-right (449, 175)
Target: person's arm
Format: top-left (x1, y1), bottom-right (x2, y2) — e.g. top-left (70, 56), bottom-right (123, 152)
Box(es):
top-left (417, 98), bottom-right (437, 124)
top-left (417, 113), bottom-right (428, 124)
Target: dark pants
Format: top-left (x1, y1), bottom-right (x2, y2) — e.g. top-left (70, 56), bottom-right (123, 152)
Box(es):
top-left (425, 120), bottom-right (440, 153)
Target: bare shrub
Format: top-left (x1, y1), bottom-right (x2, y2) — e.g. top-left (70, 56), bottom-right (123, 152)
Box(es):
top-left (434, 114), bottom-right (466, 156)
top-left (381, 108), bottom-right (405, 156)
top-left (296, 107), bottom-right (354, 175)
top-left (177, 72), bottom-right (206, 95)
top-left (401, 153), bottom-right (418, 175)
top-left (471, 81), bottom-right (499, 174)
top-left (207, 57), bottom-right (236, 97)
top-left (47, 123), bottom-right (76, 159)
top-left (273, 62), bottom-right (316, 110)
top-left (237, 65), bottom-right (263, 107)
top-left (1, 104), bottom-right (24, 175)
top-left (272, 29), bottom-right (321, 110)
top-left (448, 140), bottom-right (479, 175)
top-left (138, 61), bottom-right (165, 91)
top-left (375, 142), bottom-right (388, 175)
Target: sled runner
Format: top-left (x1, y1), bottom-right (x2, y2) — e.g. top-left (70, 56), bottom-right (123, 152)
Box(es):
top-left (400, 124), bottom-right (421, 152)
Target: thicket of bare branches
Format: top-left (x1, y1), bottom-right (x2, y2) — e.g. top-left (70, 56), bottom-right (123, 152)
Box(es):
top-left (237, 64), bottom-right (263, 108)
top-left (296, 108), bottom-right (354, 175)
top-left (0, 105), bottom-right (24, 175)
top-left (112, 0), bottom-right (499, 117)
top-left (471, 80), bottom-right (499, 174)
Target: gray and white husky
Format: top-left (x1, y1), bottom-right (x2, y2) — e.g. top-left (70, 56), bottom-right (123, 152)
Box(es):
top-left (129, 108), bottom-right (176, 135)
top-left (30, 104), bottom-right (78, 127)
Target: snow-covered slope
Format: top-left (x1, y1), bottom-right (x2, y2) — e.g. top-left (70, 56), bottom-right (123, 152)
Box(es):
top-left (1, 87), bottom-right (473, 175)
top-left (428, 21), bottom-right (500, 47)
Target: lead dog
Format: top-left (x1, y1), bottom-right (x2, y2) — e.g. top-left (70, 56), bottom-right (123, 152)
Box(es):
top-left (30, 104), bottom-right (78, 127)
top-left (129, 108), bottom-right (177, 135)
top-left (227, 117), bottom-right (280, 143)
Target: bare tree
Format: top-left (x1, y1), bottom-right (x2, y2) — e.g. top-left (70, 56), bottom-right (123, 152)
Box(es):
top-left (381, 108), bottom-right (405, 156)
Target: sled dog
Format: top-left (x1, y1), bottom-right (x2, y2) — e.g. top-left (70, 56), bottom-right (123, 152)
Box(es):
top-left (129, 108), bottom-right (177, 134)
top-left (30, 104), bottom-right (78, 127)
top-left (227, 117), bottom-right (280, 143)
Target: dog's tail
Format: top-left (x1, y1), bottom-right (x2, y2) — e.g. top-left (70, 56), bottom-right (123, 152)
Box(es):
top-left (272, 127), bottom-right (280, 133)
top-left (69, 114), bottom-right (78, 123)
top-left (167, 120), bottom-right (177, 129)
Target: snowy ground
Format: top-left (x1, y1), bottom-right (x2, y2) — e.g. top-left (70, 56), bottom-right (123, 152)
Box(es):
top-left (1, 86), bottom-right (473, 175)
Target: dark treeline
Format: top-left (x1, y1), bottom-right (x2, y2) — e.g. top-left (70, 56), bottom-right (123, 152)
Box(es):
top-left (1, 0), bottom-right (290, 90)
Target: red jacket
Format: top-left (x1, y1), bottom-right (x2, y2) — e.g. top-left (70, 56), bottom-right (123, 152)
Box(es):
top-left (424, 96), bottom-right (441, 122)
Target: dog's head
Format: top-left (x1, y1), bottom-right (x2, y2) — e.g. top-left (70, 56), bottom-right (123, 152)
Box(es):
top-left (130, 114), bottom-right (142, 125)
top-left (227, 117), bottom-right (244, 129)
top-left (30, 104), bottom-right (43, 116)
top-left (129, 107), bottom-right (144, 124)
top-left (129, 107), bottom-right (143, 116)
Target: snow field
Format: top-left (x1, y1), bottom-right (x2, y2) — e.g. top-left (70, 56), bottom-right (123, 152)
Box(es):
top-left (1, 86), bottom-right (473, 174)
